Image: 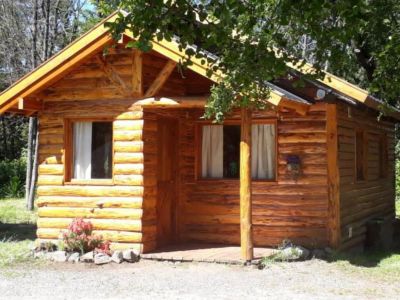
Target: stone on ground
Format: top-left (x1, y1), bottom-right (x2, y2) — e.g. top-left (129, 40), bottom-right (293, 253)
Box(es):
top-left (68, 252), bottom-right (80, 263)
top-left (49, 251), bottom-right (67, 262)
top-left (278, 246), bottom-right (310, 261)
top-left (122, 249), bottom-right (139, 263)
top-left (94, 253), bottom-right (112, 265)
top-left (80, 251), bottom-right (94, 263)
top-left (111, 251), bottom-right (123, 264)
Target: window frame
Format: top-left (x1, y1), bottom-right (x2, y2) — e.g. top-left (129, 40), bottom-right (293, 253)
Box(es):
top-left (64, 117), bottom-right (114, 185)
top-left (195, 119), bottom-right (278, 182)
top-left (354, 128), bottom-right (368, 182)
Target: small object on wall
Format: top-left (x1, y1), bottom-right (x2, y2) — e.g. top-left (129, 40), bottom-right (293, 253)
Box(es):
top-left (286, 155), bottom-right (301, 180)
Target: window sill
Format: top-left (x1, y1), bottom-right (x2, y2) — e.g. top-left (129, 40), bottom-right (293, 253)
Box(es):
top-left (65, 179), bottom-right (114, 186)
top-left (195, 178), bottom-right (278, 184)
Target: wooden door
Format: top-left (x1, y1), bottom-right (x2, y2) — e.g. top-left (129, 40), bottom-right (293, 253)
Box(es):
top-left (156, 117), bottom-right (178, 246)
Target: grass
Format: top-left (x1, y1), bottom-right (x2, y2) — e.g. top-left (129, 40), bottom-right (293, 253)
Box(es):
top-left (0, 198), bottom-right (39, 268)
top-left (0, 198), bottom-right (36, 224)
top-left (396, 200), bottom-right (400, 217)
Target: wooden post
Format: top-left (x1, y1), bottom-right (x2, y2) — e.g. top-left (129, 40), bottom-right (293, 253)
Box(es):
top-left (240, 108), bottom-right (253, 261)
top-left (326, 104), bottom-right (341, 248)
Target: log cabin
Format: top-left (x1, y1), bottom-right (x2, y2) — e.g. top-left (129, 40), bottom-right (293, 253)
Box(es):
top-left (0, 12), bottom-right (398, 260)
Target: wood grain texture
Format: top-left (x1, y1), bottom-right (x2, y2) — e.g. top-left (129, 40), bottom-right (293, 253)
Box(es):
top-left (336, 102), bottom-right (396, 250)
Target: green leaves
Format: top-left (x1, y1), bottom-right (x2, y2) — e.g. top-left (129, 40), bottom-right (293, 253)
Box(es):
top-left (96, 0), bottom-right (400, 119)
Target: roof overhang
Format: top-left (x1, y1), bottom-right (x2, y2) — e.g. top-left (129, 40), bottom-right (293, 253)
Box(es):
top-left (2, 10), bottom-right (394, 120)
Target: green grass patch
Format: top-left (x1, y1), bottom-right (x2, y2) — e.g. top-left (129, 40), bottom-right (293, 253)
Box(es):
top-left (396, 201), bottom-right (400, 217)
top-left (329, 251), bottom-right (400, 280)
top-left (0, 198), bottom-right (39, 268)
top-left (0, 238), bottom-right (38, 268)
top-left (0, 198), bottom-right (36, 224)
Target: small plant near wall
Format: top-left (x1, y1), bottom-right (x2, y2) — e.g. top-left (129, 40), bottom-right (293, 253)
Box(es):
top-left (63, 218), bottom-right (109, 255)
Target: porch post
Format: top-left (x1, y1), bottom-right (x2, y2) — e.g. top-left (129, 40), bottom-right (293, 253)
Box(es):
top-left (240, 107), bottom-right (253, 261)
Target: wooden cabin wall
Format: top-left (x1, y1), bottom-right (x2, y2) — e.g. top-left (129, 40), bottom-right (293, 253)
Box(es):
top-left (146, 103), bottom-right (330, 248)
top-left (337, 102), bottom-right (396, 250)
top-left (33, 46), bottom-right (210, 252)
top-left (35, 103), bottom-right (149, 252)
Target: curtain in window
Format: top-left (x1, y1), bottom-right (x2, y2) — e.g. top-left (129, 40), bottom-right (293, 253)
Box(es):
top-left (251, 124), bottom-right (275, 179)
top-left (202, 125), bottom-right (223, 178)
top-left (73, 122), bottom-right (92, 179)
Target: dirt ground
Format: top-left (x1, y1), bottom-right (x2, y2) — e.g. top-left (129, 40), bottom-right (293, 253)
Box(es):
top-left (0, 259), bottom-right (399, 300)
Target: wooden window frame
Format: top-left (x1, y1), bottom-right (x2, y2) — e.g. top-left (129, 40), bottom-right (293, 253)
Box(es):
top-left (64, 117), bottom-right (114, 185)
top-left (195, 119), bottom-right (278, 182)
top-left (354, 128), bottom-right (368, 182)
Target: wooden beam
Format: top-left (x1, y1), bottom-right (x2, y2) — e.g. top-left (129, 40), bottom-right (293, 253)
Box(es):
top-left (144, 60), bottom-right (177, 97)
top-left (18, 98), bottom-right (43, 111)
top-left (132, 50), bottom-right (143, 96)
top-left (96, 55), bottom-right (131, 96)
top-left (133, 96), bottom-right (207, 108)
top-left (240, 108), bottom-right (253, 261)
top-left (326, 104), bottom-right (341, 249)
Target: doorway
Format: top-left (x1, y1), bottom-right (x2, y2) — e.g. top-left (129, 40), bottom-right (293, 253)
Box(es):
top-left (156, 117), bottom-right (178, 247)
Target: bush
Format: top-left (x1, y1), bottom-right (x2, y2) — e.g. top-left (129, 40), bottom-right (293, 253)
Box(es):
top-left (0, 158), bottom-right (26, 198)
top-left (63, 218), bottom-right (109, 254)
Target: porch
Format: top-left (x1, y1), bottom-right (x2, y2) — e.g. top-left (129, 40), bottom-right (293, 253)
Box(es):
top-left (141, 243), bottom-right (276, 265)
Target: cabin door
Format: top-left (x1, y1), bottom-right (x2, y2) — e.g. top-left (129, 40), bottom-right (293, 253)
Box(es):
top-left (156, 117), bottom-right (178, 246)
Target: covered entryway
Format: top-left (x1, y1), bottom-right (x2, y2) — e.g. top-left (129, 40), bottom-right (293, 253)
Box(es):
top-left (156, 116), bottom-right (179, 247)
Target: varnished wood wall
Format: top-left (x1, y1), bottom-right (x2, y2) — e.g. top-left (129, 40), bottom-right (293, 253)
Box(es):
top-left (145, 103), bottom-right (330, 248)
top-left (34, 45), bottom-right (210, 252)
top-left (337, 102), bottom-right (396, 250)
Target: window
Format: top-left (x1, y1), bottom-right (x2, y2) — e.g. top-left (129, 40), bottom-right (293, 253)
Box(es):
top-left (201, 123), bottom-right (276, 180)
top-left (355, 129), bottom-right (366, 181)
top-left (379, 134), bottom-right (388, 179)
top-left (68, 121), bottom-right (113, 180)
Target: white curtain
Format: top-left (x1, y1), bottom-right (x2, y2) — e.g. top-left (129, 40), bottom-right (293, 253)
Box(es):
top-left (73, 122), bottom-right (92, 179)
top-left (202, 125), bottom-right (223, 178)
top-left (251, 124), bottom-right (276, 179)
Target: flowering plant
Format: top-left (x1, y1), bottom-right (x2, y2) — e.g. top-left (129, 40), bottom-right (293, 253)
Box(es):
top-left (63, 218), bottom-right (109, 254)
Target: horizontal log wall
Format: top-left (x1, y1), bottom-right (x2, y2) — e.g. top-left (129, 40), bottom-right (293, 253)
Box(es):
top-left (37, 103), bottom-right (149, 251)
top-left (147, 103), bottom-right (330, 248)
top-left (337, 102), bottom-right (396, 250)
top-left (35, 45), bottom-right (213, 252)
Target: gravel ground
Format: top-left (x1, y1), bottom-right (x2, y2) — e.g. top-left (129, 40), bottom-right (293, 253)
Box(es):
top-left (0, 259), bottom-right (399, 300)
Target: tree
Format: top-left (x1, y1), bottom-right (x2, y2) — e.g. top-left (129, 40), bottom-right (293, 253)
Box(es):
top-left (94, 0), bottom-right (400, 122)
top-left (0, 0), bottom-right (92, 208)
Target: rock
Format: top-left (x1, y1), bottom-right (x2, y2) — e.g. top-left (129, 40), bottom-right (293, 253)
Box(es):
top-left (68, 252), bottom-right (80, 263)
top-left (80, 251), bottom-right (94, 263)
top-left (111, 251), bottom-right (123, 264)
top-left (34, 251), bottom-right (46, 259)
top-left (311, 249), bottom-right (326, 259)
top-left (94, 253), bottom-right (112, 265)
top-left (122, 249), bottom-right (139, 263)
top-left (49, 251), bottom-right (67, 262)
top-left (277, 246), bottom-right (310, 261)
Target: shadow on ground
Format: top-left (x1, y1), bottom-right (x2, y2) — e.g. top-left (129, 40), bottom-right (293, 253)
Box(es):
top-left (0, 223), bottom-right (36, 241)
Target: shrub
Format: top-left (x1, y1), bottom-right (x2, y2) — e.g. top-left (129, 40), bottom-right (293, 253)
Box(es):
top-left (63, 218), bottom-right (109, 254)
top-left (0, 158), bottom-right (26, 198)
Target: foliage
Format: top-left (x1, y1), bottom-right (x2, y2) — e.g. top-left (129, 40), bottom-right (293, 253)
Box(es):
top-left (0, 159), bottom-right (26, 199)
top-left (96, 0), bottom-right (400, 121)
top-left (63, 218), bottom-right (109, 254)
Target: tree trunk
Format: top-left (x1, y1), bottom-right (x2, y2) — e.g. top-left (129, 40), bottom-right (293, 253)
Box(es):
top-left (27, 118), bottom-right (38, 211)
top-left (25, 117), bottom-right (34, 208)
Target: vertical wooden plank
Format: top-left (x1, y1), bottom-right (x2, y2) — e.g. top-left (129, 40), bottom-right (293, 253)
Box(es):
top-left (132, 50), bottom-right (143, 96)
top-left (240, 108), bottom-right (253, 261)
top-left (326, 104), bottom-right (341, 248)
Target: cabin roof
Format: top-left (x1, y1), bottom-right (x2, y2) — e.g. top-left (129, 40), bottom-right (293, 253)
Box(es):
top-left (0, 11), bottom-right (399, 120)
